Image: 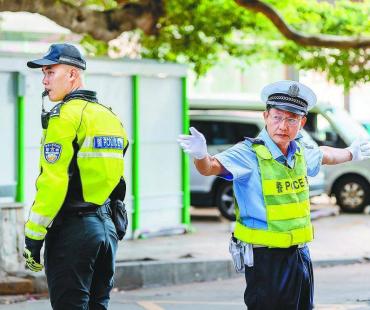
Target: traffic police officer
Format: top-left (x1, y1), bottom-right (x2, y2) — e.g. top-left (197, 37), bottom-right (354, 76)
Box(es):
top-left (178, 80), bottom-right (370, 309)
top-left (23, 43), bottom-right (129, 310)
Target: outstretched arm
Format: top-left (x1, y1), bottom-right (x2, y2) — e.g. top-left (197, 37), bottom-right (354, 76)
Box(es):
top-left (321, 138), bottom-right (370, 165)
top-left (320, 146), bottom-right (352, 165)
top-left (178, 127), bottom-right (226, 176)
top-left (194, 155), bottom-right (225, 176)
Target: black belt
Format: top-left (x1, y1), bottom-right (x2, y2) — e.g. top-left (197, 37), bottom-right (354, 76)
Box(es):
top-left (252, 245), bottom-right (303, 252)
top-left (61, 201), bottom-right (111, 217)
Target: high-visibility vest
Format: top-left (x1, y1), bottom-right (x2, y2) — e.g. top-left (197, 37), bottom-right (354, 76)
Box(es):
top-left (25, 95), bottom-right (128, 241)
top-left (234, 143), bottom-right (313, 248)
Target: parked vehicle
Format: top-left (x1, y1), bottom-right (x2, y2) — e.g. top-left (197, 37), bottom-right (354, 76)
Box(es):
top-left (189, 109), bottom-right (326, 221)
top-left (304, 104), bottom-right (370, 213)
top-left (190, 95), bottom-right (370, 213)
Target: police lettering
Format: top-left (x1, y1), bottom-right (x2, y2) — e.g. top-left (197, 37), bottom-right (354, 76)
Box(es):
top-left (93, 136), bottom-right (124, 150)
top-left (276, 177), bottom-right (307, 193)
top-left (276, 181), bottom-right (283, 193)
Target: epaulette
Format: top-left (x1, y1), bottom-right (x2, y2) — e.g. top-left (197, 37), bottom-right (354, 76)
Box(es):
top-left (244, 137), bottom-right (265, 145)
top-left (297, 140), bottom-right (314, 150)
top-left (49, 103), bottom-right (63, 118)
top-left (294, 133), bottom-right (314, 150)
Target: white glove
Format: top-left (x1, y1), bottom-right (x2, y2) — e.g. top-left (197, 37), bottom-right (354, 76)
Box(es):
top-left (177, 127), bottom-right (208, 159)
top-left (347, 138), bottom-right (370, 161)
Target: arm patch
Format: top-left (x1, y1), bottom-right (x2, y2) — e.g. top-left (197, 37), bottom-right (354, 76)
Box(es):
top-left (44, 143), bottom-right (62, 163)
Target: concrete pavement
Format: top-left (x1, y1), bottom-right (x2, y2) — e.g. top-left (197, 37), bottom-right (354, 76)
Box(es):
top-left (2, 262), bottom-right (370, 309)
top-left (2, 199), bottom-right (370, 299)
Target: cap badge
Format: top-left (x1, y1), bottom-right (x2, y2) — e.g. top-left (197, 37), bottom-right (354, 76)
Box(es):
top-left (288, 84), bottom-right (300, 97)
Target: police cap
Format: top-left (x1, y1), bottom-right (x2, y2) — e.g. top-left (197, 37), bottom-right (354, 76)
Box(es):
top-left (261, 80), bottom-right (316, 116)
top-left (27, 43), bottom-right (86, 70)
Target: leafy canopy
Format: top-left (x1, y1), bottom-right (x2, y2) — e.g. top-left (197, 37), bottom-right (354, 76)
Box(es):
top-left (74, 0), bottom-right (370, 90)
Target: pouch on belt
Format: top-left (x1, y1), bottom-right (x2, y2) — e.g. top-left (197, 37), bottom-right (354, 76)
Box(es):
top-left (110, 200), bottom-right (128, 240)
top-left (229, 235), bottom-right (254, 273)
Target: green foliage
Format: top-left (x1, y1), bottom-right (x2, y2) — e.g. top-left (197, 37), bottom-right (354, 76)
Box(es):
top-left (75, 0), bottom-right (370, 89)
top-left (62, 0), bottom-right (117, 10)
top-left (80, 34), bottom-right (108, 56)
top-left (141, 0), bottom-right (271, 75)
top-left (269, 0), bottom-right (370, 90)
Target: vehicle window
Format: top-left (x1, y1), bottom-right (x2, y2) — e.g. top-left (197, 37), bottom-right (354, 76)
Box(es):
top-left (190, 120), bottom-right (260, 146)
top-left (326, 108), bottom-right (369, 142)
top-left (233, 123), bottom-right (260, 142)
top-left (304, 112), bottom-right (346, 148)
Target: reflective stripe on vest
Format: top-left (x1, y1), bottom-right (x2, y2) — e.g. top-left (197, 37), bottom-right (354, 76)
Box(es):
top-left (28, 211), bottom-right (52, 227)
top-left (79, 135), bottom-right (124, 159)
top-left (25, 223), bottom-right (47, 240)
top-left (78, 152), bottom-right (123, 159)
top-left (234, 221), bottom-right (313, 248)
top-left (234, 143), bottom-right (313, 248)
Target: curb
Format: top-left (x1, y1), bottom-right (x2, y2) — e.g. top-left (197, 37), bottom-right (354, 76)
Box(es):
top-left (1, 259), bottom-right (239, 295)
top-left (2, 256), bottom-right (369, 296)
top-left (0, 277), bottom-right (33, 295)
top-left (114, 259), bottom-right (238, 290)
top-left (313, 257), bottom-right (368, 268)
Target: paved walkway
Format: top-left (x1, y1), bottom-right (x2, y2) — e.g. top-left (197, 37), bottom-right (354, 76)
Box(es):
top-left (2, 201), bottom-right (370, 301)
top-left (117, 206), bottom-right (370, 264)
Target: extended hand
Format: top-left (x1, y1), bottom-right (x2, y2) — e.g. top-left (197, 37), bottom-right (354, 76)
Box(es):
top-left (347, 138), bottom-right (370, 161)
top-left (23, 248), bottom-right (44, 272)
top-left (23, 237), bottom-right (44, 272)
top-left (177, 127), bottom-right (208, 159)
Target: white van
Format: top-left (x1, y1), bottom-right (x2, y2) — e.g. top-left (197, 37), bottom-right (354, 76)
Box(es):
top-left (304, 104), bottom-right (370, 213)
top-left (189, 109), bottom-right (326, 220)
top-left (190, 96), bottom-right (370, 213)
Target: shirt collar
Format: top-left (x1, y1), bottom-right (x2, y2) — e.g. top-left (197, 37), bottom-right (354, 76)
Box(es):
top-left (257, 128), bottom-right (301, 163)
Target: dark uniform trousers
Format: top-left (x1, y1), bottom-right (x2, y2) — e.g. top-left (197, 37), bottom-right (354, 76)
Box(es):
top-left (244, 245), bottom-right (314, 310)
top-left (44, 204), bottom-right (118, 310)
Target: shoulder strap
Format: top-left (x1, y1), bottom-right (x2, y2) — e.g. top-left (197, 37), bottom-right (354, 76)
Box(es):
top-left (252, 143), bottom-right (272, 160)
top-left (245, 137), bottom-right (265, 145)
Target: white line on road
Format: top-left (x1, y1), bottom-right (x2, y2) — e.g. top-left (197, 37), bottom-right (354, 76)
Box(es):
top-left (138, 299), bottom-right (244, 306)
top-left (316, 304), bottom-right (370, 309)
top-left (137, 301), bottom-right (165, 310)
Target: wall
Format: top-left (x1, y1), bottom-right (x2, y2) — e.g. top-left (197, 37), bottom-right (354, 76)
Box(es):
top-left (0, 54), bottom-right (188, 240)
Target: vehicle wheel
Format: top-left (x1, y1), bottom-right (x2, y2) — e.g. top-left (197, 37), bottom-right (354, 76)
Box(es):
top-left (333, 176), bottom-right (370, 213)
top-left (215, 182), bottom-right (236, 221)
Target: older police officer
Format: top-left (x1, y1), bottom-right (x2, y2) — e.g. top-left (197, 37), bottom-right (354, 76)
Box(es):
top-left (23, 43), bottom-right (128, 310)
top-left (178, 80), bottom-right (370, 309)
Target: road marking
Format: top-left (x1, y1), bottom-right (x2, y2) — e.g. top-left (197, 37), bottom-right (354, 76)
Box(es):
top-left (316, 304), bottom-right (370, 310)
top-left (138, 300), bottom-right (243, 306)
top-left (159, 300), bottom-right (243, 305)
top-left (137, 301), bottom-right (165, 310)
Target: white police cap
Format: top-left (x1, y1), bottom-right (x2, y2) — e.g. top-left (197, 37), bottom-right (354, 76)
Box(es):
top-left (261, 80), bottom-right (317, 116)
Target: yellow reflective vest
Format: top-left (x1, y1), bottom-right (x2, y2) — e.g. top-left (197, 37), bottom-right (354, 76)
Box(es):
top-left (25, 94), bottom-right (128, 241)
top-left (234, 143), bottom-right (313, 248)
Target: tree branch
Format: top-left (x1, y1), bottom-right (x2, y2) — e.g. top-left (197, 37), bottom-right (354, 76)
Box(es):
top-left (0, 0), bottom-right (163, 41)
top-left (235, 0), bottom-right (370, 49)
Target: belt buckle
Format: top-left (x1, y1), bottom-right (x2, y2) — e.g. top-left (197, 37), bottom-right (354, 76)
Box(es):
top-left (77, 210), bottom-right (96, 216)
top-left (252, 244), bottom-right (267, 248)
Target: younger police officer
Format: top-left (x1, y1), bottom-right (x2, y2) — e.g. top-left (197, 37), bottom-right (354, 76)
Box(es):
top-left (24, 43), bottom-right (128, 310)
top-left (178, 80), bottom-right (370, 309)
